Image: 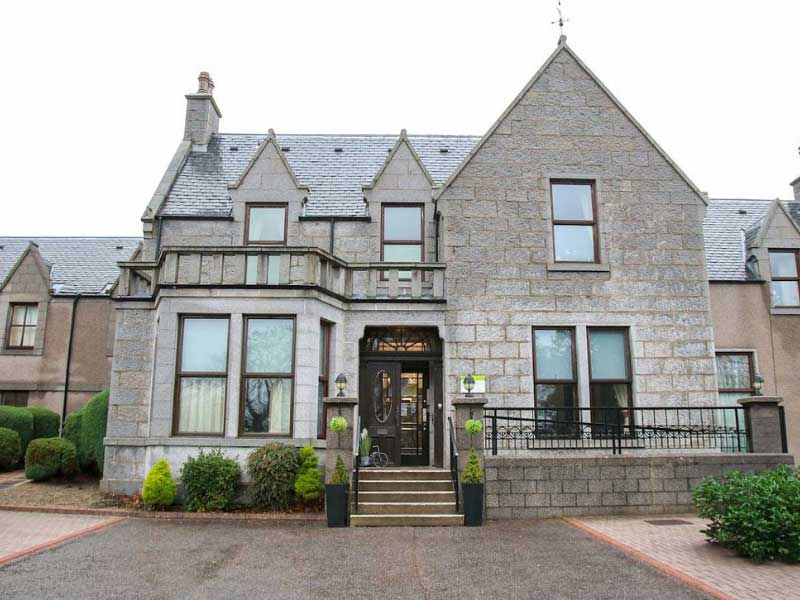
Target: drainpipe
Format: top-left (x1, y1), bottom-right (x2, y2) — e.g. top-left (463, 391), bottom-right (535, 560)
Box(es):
top-left (433, 203), bottom-right (441, 262)
top-left (329, 217), bottom-right (335, 255)
top-left (60, 294), bottom-right (80, 436)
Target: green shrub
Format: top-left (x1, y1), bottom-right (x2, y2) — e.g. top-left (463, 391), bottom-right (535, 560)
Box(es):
top-left (181, 450), bottom-right (241, 512)
top-left (63, 407), bottom-right (84, 453)
top-left (329, 454), bottom-right (349, 485)
top-left (247, 443), bottom-right (300, 511)
top-left (0, 427), bottom-right (21, 470)
top-left (24, 437), bottom-right (78, 481)
top-left (329, 416), bottom-right (347, 433)
top-left (693, 465), bottom-right (800, 562)
top-left (142, 459), bottom-right (177, 507)
top-left (79, 390), bottom-right (109, 474)
top-left (294, 445), bottom-right (323, 504)
top-left (26, 407), bottom-right (60, 440)
top-left (462, 448), bottom-right (483, 484)
top-left (0, 406), bottom-right (34, 454)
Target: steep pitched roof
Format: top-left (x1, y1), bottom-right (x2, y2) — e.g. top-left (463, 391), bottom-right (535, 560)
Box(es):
top-left (159, 134), bottom-right (480, 218)
top-left (0, 237), bottom-right (141, 295)
top-left (703, 199), bottom-right (800, 281)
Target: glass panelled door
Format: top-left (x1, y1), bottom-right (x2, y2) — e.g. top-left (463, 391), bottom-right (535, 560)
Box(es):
top-left (362, 362), bottom-right (401, 465)
top-left (400, 370), bottom-right (429, 466)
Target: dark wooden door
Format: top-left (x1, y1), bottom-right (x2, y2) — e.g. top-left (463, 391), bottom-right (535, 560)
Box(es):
top-left (361, 362), bottom-right (401, 465)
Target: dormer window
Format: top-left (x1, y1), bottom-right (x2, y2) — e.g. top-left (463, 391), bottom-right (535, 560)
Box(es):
top-left (551, 181), bottom-right (598, 263)
top-left (769, 250), bottom-right (800, 307)
top-left (7, 303), bottom-right (38, 349)
top-left (382, 204), bottom-right (423, 279)
top-left (246, 204), bottom-right (287, 245)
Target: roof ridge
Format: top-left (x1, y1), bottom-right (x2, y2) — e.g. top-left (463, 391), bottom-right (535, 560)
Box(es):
top-left (0, 236), bottom-right (141, 240)
top-left (214, 132), bottom-right (482, 138)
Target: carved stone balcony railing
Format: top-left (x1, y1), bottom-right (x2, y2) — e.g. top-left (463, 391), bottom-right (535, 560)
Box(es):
top-left (115, 246), bottom-right (446, 302)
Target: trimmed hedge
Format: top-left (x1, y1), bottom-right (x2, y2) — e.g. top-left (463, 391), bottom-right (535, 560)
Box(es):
top-left (26, 407), bottom-right (60, 440)
top-left (142, 459), bottom-right (177, 507)
top-left (247, 443), bottom-right (300, 511)
top-left (25, 437), bottom-right (78, 481)
top-left (181, 450), bottom-right (241, 512)
top-left (0, 406), bottom-right (34, 455)
top-left (0, 427), bottom-right (22, 470)
top-left (63, 407), bottom-right (84, 451)
top-left (79, 390), bottom-right (109, 474)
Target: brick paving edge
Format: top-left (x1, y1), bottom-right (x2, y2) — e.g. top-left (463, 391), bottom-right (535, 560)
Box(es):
top-left (0, 504), bottom-right (325, 522)
top-left (561, 517), bottom-right (735, 600)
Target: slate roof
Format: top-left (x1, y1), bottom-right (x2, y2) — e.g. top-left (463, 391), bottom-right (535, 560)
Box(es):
top-left (0, 237), bottom-right (141, 295)
top-left (160, 133), bottom-right (481, 218)
top-left (704, 199), bottom-right (800, 281)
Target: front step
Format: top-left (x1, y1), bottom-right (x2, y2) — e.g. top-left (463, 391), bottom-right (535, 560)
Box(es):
top-left (351, 467), bottom-right (462, 526)
top-left (351, 514), bottom-right (463, 527)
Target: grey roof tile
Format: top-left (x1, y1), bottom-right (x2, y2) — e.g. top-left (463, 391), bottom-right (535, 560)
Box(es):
top-left (0, 237), bottom-right (141, 295)
top-left (160, 133), bottom-right (480, 218)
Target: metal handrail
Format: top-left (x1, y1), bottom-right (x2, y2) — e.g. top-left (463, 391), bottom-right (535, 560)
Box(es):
top-left (352, 415), bottom-right (361, 513)
top-left (448, 416), bottom-right (460, 511)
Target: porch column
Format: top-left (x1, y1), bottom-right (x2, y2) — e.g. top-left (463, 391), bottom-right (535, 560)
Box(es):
top-left (323, 396), bottom-right (358, 481)
top-left (738, 396), bottom-right (787, 454)
top-left (452, 394), bottom-right (487, 471)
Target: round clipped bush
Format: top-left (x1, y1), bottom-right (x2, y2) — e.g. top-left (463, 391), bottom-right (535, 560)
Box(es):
top-left (181, 449), bottom-right (241, 512)
top-left (142, 459), bottom-right (177, 507)
top-left (693, 465), bottom-right (800, 562)
top-left (0, 427), bottom-right (22, 470)
top-left (294, 445), bottom-right (323, 504)
top-left (329, 416), bottom-right (347, 433)
top-left (63, 407), bottom-right (84, 454)
top-left (26, 407), bottom-right (60, 440)
top-left (247, 443), bottom-right (300, 511)
top-left (0, 406), bottom-right (34, 455)
top-left (79, 390), bottom-right (109, 474)
top-left (24, 437), bottom-right (78, 481)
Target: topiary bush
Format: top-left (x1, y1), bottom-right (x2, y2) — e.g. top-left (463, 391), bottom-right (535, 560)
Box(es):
top-left (462, 448), bottom-right (483, 484)
top-left (181, 449), bottom-right (241, 512)
top-left (247, 443), bottom-right (300, 511)
top-left (26, 407), bottom-right (60, 440)
top-left (141, 459), bottom-right (177, 508)
top-left (329, 454), bottom-right (349, 485)
top-left (693, 465), bottom-right (800, 562)
top-left (63, 407), bottom-right (84, 454)
top-left (0, 427), bottom-right (21, 470)
top-left (0, 406), bottom-right (34, 455)
top-left (79, 390), bottom-right (109, 474)
top-left (24, 437), bottom-right (78, 481)
top-left (294, 445), bottom-right (323, 504)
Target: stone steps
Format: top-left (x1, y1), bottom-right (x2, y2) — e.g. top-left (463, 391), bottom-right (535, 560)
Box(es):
top-left (351, 467), bottom-right (461, 527)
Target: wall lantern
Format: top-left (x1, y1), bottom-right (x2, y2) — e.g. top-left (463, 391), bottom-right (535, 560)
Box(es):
top-left (464, 374), bottom-right (476, 397)
top-left (753, 373), bottom-right (765, 396)
top-left (335, 373), bottom-right (348, 397)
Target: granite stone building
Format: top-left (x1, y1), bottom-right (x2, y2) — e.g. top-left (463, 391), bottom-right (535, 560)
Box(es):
top-left (100, 38), bottom-right (739, 495)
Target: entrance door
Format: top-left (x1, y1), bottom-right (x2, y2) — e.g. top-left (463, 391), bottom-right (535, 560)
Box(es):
top-left (400, 369), bottom-right (429, 466)
top-left (362, 362), bottom-right (401, 465)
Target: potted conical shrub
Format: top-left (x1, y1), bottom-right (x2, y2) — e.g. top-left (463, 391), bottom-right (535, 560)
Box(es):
top-left (325, 416), bottom-right (349, 527)
top-left (462, 418), bottom-right (484, 526)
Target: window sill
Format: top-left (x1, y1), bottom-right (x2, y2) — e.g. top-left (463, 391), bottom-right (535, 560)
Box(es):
top-left (770, 307), bottom-right (800, 315)
top-left (547, 262), bottom-right (610, 273)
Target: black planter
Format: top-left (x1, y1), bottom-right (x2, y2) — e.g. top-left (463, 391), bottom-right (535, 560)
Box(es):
top-left (462, 483), bottom-right (484, 526)
top-left (325, 484), bottom-right (349, 528)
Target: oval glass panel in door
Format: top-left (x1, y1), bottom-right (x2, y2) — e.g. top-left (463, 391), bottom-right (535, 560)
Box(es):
top-left (373, 370), bottom-right (392, 423)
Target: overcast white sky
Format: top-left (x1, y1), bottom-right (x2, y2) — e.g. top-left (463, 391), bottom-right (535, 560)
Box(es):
top-left (1, 0), bottom-right (798, 237)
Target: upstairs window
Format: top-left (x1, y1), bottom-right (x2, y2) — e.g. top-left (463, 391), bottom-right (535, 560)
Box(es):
top-left (7, 304), bottom-right (38, 349)
top-left (246, 204), bottom-right (287, 244)
top-left (551, 181), bottom-right (598, 263)
top-left (382, 204), bottom-right (423, 278)
top-left (769, 250), bottom-right (800, 307)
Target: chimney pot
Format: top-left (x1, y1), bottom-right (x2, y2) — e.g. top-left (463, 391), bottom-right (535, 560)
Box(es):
top-left (197, 71), bottom-right (213, 95)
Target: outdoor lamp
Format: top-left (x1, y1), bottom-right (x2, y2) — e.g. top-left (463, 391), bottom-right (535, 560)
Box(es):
top-left (753, 373), bottom-right (764, 396)
top-left (464, 374), bottom-right (475, 397)
top-left (335, 373), bottom-right (347, 397)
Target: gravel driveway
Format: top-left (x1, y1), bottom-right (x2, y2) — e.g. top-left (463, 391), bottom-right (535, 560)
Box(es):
top-left (0, 517), bottom-right (707, 599)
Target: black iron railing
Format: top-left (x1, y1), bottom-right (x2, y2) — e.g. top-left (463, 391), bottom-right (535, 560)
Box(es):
top-left (352, 415), bottom-right (361, 514)
top-left (484, 406), bottom-right (750, 455)
top-left (448, 416), bottom-right (460, 511)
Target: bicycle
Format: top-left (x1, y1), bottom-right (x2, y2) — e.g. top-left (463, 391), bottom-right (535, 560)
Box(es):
top-left (368, 444), bottom-right (389, 468)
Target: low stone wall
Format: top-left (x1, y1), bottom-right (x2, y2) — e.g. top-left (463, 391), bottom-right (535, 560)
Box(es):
top-left (484, 453), bottom-right (795, 519)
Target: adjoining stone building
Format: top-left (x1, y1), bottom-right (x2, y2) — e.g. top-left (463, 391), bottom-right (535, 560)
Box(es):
top-left (101, 38), bottom-right (736, 494)
top-left (0, 237), bottom-right (140, 420)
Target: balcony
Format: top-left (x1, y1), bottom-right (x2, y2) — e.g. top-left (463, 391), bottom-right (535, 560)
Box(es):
top-left (115, 246), bottom-right (446, 302)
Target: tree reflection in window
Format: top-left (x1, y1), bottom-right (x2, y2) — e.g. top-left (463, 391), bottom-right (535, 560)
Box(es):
top-left (374, 370), bottom-right (392, 423)
top-left (362, 327), bottom-right (439, 353)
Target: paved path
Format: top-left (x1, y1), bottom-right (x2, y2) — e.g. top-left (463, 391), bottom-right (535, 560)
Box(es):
top-left (0, 510), bottom-right (124, 566)
top-left (568, 514), bottom-right (800, 600)
top-left (0, 517), bottom-right (706, 599)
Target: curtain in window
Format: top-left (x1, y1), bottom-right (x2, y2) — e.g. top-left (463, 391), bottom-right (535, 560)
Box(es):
top-left (716, 355), bottom-right (750, 392)
top-left (179, 378), bottom-right (225, 433)
top-left (244, 378), bottom-right (291, 434)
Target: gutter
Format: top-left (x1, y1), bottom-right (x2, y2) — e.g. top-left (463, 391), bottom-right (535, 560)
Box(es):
top-left (60, 294), bottom-right (80, 436)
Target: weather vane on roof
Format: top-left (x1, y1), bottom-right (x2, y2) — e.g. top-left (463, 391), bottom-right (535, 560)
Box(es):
top-left (552, 0), bottom-right (569, 38)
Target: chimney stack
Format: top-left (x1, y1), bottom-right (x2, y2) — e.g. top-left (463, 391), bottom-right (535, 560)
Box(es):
top-left (793, 147), bottom-right (800, 202)
top-left (184, 71), bottom-right (222, 146)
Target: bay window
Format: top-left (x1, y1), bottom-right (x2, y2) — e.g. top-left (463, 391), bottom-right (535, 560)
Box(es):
top-left (175, 316), bottom-right (229, 435)
top-left (769, 250), bottom-right (800, 307)
top-left (532, 327), bottom-right (578, 434)
top-left (551, 181), bottom-right (598, 263)
top-left (240, 316), bottom-right (295, 436)
top-left (587, 328), bottom-right (633, 434)
top-left (317, 322), bottom-right (332, 439)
